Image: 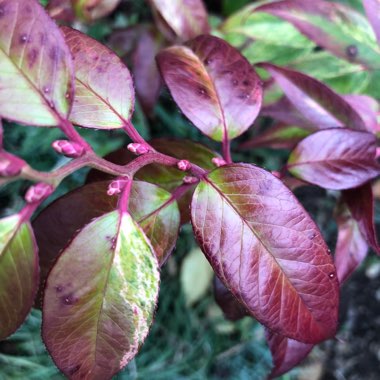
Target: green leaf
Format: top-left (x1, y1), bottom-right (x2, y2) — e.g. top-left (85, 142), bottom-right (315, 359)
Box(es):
top-left (42, 211), bottom-right (160, 378)
top-left (0, 0), bottom-right (74, 126)
top-left (0, 215), bottom-right (39, 340)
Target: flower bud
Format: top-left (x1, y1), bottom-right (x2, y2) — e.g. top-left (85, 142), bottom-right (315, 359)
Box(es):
top-left (183, 176), bottom-right (199, 185)
top-left (25, 183), bottom-right (54, 204)
top-left (127, 143), bottom-right (150, 155)
top-left (52, 140), bottom-right (85, 158)
top-left (177, 160), bottom-right (191, 171)
top-left (212, 157), bottom-right (227, 167)
top-left (107, 179), bottom-right (129, 196)
top-left (0, 152), bottom-right (25, 177)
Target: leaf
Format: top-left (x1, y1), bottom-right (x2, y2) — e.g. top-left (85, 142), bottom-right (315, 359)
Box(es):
top-left (109, 26), bottom-right (164, 115)
top-left (72, 0), bottom-right (121, 21)
top-left (221, 6), bottom-right (314, 65)
top-left (46, 0), bottom-right (74, 22)
top-left (191, 163), bottom-right (339, 343)
top-left (240, 124), bottom-right (311, 150)
top-left (288, 129), bottom-right (380, 190)
top-left (259, 63), bottom-right (367, 131)
top-left (148, 0), bottom-right (210, 41)
top-left (157, 35), bottom-right (263, 142)
top-left (266, 330), bottom-right (314, 378)
top-left (180, 247), bottom-right (213, 306)
top-left (256, 0), bottom-right (380, 69)
top-left (363, 0), bottom-right (380, 47)
top-left (61, 26), bottom-right (134, 129)
top-left (334, 204), bottom-right (368, 284)
top-left (42, 211), bottom-right (160, 378)
top-left (213, 276), bottom-right (248, 321)
top-left (0, 0), bottom-right (74, 126)
top-left (86, 139), bottom-right (220, 223)
top-left (0, 215), bottom-right (39, 340)
top-left (33, 181), bottom-right (178, 306)
top-left (342, 183), bottom-right (380, 255)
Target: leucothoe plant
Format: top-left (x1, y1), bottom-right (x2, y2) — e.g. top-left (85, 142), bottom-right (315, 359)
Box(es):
top-left (0, 0), bottom-right (380, 378)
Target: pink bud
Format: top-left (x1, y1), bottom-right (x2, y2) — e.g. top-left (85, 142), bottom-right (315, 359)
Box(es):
top-left (0, 152), bottom-right (25, 177)
top-left (177, 160), bottom-right (191, 171)
top-left (212, 157), bottom-right (227, 167)
top-left (25, 183), bottom-right (54, 204)
top-left (107, 179), bottom-right (128, 196)
top-left (52, 140), bottom-right (85, 158)
top-left (127, 143), bottom-right (150, 155)
top-left (183, 176), bottom-right (199, 185)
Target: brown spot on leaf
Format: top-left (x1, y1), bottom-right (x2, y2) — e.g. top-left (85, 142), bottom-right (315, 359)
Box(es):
top-left (55, 285), bottom-right (63, 293)
top-left (62, 293), bottom-right (78, 305)
top-left (346, 45), bottom-right (358, 58)
top-left (243, 80), bottom-right (250, 86)
top-left (19, 34), bottom-right (30, 44)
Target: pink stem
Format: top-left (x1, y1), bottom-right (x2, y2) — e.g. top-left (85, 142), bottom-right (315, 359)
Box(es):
top-left (118, 179), bottom-right (132, 214)
top-left (222, 138), bottom-right (232, 164)
top-left (123, 120), bottom-right (149, 145)
top-left (59, 118), bottom-right (92, 152)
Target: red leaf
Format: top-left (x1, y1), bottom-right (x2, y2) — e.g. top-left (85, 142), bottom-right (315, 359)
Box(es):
top-left (157, 35), bottom-right (263, 141)
top-left (342, 183), bottom-right (380, 255)
top-left (266, 330), bottom-right (313, 378)
top-left (148, 0), bottom-right (210, 41)
top-left (364, 0), bottom-right (380, 48)
top-left (288, 129), bottom-right (380, 190)
top-left (256, 0), bottom-right (380, 69)
top-left (259, 63), bottom-right (367, 131)
top-left (191, 164), bottom-right (339, 343)
top-left (61, 26), bottom-right (134, 129)
top-left (334, 204), bottom-right (368, 284)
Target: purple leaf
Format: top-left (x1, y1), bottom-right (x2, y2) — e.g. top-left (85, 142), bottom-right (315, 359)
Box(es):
top-left (334, 203), bottom-right (368, 284)
top-left (259, 63), bottom-right (367, 131)
top-left (191, 164), bottom-right (339, 343)
top-left (0, 215), bottom-right (39, 340)
top-left (213, 276), bottom-right (249, 321)
top-left (288, 129), bottom-right (380, 190)
top-left (61, 26), bottom-right (134, 129)
top-left (0, 0), bottom-right (74, 126)
top-left (342, 183), bottom-right (380, 255)
top-left (148, 0), bottom-right (210, 41)
top-left (363, 0), bottom-right (380, 47)
top-left (72, 0), bottom-right (121, 22)
top-left (42, 211), bottom-right (160, 378)
top-left (266, 330), bottom-right (314, 378)
top-left (157, 35), bottom-right (263, 141)
top-left (256, 0), bottom-right (380, 69)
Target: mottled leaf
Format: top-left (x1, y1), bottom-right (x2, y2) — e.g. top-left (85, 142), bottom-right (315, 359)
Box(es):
top-left (342, 183), bottom-right (380, 255)
top-left (259, 63), bottom-right (367, 131)
top-left (241, 124), bottom-right (311, 150)
top-left (157, 35), bottom-right (263, 141)
top-left (213, 276), bottom-right (248, 321)
top-left (0, 0), bottom-right (74, 126)
top-left (191, 164), bottom-right (339, 343)
top-left (86, 139), bottom-right (220, 223)
top-left (61, 26), bottom-right (134, 129)
top-left (43, 211), bottom-right (160, 378)
top-left (33, 181), bottom-right (178, 306)
top-left (266, 330), bottom-right (313, 378)
top-left (363, 0), bottom-right (380, 47)
top-left (334, 204), bottom-right (368, 284)
top-left (148, 0), bottom-right (209, 41)
top-left (288, 129), bottom-right (380, 190)
top-left (0, 215), bottom-right (39, 340)
top-left (72, 0), bottom-right (121, 21)
top-left (257, 0), bottom-right (380, 69)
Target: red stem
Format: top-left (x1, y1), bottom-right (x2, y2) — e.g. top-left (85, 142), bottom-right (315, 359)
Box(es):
top-left (123, 120), bottom-right (149, 145)
top-left (59, 118), bottom-right (92, 152)
top-left (118, 179), bottom-right (132, 214)
top-left (222, 138), bottom-right (232, 164)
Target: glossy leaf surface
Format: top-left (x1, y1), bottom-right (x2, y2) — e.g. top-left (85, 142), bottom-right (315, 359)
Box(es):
top-left (72, 0), bottom-right (121, 21)
top-left (259, 63), bottom-right (367, 131)
top-left (266, 330), bottom-right (313, 378)
top-left (191, 164), bottom-right (339, 343)
top-left (148, 0), bottom-right (209, 41)
top-left (0, 0), bottom-right (73, 126)
top-left (334, 204), bottom-right (368, 284)
top-left (157, 35), bottom-right (263, 141)
top-left (33, 181), bottom-right (178, 305)
top-left (257, 0), bottom-right (380, 69)
top-left (43, 211), bottom-right (160, 379)
top-left (288, 129), bottom-right (379, 190)
top-left (343, 183), bottom-right (380, 255)
top-left (0, 215), bottom-right (39, 340)
top-left (61, 26), bottom-right (134, 129)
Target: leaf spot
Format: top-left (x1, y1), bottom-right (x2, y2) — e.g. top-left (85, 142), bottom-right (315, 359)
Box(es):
top-left (243, 80), bottom-right (250, 86)
top-left (232, 79), bottom-right (238, 86)
top-left (329, 273), bottom-right (335, 279)
top-left (19, 34), bottom-right (30, 44)
top-left (43, 86), bottom-right (50, 94)
top-left (27, 49), bottom-right (39, 68)
top-left (204, 58), bottom-right (213, 65)
top-left (55, 285), bottom-right (63, 293)
top-left (307, 231), bottom-right (316, 240)
top-left (346, 45), bottom-right (358, 58)
top-left (62, 294), bottom-right (77, 305)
